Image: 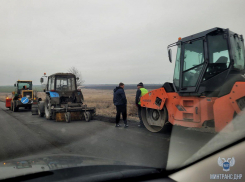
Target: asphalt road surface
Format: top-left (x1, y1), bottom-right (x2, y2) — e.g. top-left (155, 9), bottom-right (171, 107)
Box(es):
top-left (0, 102), bottom-right (215, 169)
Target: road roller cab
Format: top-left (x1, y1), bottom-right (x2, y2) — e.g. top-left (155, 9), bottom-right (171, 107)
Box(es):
top-left (140, 27), bottom-right (245, 132)
top-left (36, 73), bottom-right (95, 122)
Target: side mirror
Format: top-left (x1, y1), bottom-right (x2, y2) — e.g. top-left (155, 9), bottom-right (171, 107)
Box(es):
top-left (14, 84), bottom-right (16, 87)
top-left (76, 77), bottom-right (79, 80)
top-left (168, 48), bottom-right (172, 63)
top-left (40, 78), bottom-right (44, 83)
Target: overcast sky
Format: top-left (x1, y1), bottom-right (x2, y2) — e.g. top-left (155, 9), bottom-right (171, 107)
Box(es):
top-left (0, 0), bottom-right (245, 85)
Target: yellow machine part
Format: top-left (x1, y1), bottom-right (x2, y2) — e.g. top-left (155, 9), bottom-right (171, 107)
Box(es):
top-left (22, 90), bottom-right (34, 99)
top-left (56, 112), bottom-right (82, 122)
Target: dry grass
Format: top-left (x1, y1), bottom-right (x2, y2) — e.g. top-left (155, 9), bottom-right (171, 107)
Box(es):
top-left (36, 92), bottom-right (46, 101)
top-left (82, 89), bottom-right (139, 120)
top-left (0, 89), bottom-right (140, 121)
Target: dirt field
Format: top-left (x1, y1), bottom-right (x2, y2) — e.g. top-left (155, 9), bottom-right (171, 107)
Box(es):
top-left (0, 89), bottom-right (140, 121)
top-left (82, 89), bottom-right (139, 120)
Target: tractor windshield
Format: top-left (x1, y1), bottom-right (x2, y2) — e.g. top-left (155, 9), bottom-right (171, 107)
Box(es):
top-left (56, 76), bottom-right (76, 91)
top-left (230, 34), bottom-right (245, 71)
top-left (17, 82), bottom-right (32, 90)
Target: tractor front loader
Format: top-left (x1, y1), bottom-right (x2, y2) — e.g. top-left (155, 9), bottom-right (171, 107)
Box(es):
top-left (6, 80), bottom-right (37, 112)
top-left (140, 27), bottom-right (245, 133)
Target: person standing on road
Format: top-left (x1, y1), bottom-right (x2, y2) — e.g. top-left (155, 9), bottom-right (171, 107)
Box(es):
top-left (135, 82), bottom-right (148, 127)
top-left (113, 82), bottom-right (128, 128)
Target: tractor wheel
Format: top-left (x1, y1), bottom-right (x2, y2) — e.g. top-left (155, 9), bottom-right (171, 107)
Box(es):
top-left (141, 106), bottom-right (168, 133)
top-left (65, 112), bottom-right (71, 123)
top-left (38, 108), bottom-right (45, 117)
top-left (84, 111), bottom-right (91, 122)
top-left (31, 105), bottom-right (38, 115)
top-left (38, 101), bottom-right (45, 117)
top-left (13, 101), bottom-right (19, 112)
top-left (45, 98), bottom-right (52, 120)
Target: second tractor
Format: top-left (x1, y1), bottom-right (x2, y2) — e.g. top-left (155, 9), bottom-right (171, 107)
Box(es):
top-left (35, 72), bottom-right (96, 122)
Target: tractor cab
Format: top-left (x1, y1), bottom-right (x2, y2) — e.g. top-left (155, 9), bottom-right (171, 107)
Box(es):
top-left (8, 80), bottom-right (34, 112)
top-left (13, 80), bottom-right (33, 99)
top-left (42, 73), bottom-right (84, 104)
top-left (46, 73), bottom-right (77, 92)
top-left (37, 72), bottom-right (95, 122)
top-left (168, 27), bottom-right (245, 97)
top-left (14, 81), bottom-right (32, 95)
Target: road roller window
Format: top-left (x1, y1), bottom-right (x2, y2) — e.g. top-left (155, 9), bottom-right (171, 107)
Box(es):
top-left (203, 34), bottom-right (231, 81)
top-left (230, 34), bottom-right (245, 71)
top-left (173, 45), bottom-right (181, 90)
top-left (182, 39), bottom-right (204, 87)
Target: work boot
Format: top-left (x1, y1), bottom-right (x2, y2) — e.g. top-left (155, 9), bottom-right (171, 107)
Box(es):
top-left (115, 124), bottom-right (120, 127)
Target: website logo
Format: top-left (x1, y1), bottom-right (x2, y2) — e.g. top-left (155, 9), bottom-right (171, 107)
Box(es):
top-left (210, 157), bottom-right (242, 180)
top-left (218, 157), bottom-right (235, 172)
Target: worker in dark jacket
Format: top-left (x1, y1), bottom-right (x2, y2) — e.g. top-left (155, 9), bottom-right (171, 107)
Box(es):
top-left (113, 82), bottom-right (128, 128)
top-left (135, 82), bottom-right (148, 127)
